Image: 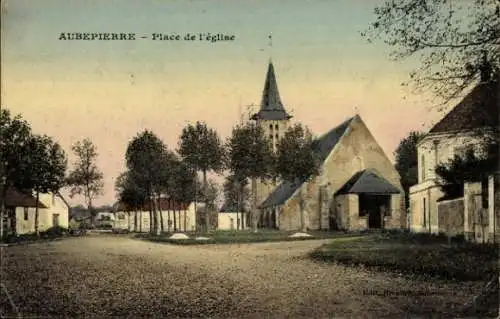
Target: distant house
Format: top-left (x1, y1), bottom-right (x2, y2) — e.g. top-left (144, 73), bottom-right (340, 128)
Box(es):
top-left (409, 76), bottom-right (499, 240)
top-left (94, 212), bottom-right (115, 228)
top-left (114, 198), bottom-right (197, 232)
top-left (2, 188), bottom-right (70, 235)
top-left (218, 205), bottom-right (249, 230)
top-left (259, 115), bottom-right (405, 231)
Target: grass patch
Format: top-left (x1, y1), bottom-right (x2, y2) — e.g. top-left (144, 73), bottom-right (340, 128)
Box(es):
top-left (310, 230), bottom-right (499, 282)
top-left (0, 226), bottom-right (74, 244)
top-left (134, 229), bottom-right (359, 245)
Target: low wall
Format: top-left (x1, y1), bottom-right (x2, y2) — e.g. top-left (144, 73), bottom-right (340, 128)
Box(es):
top-left (437, 198), bottom-right (464, 236)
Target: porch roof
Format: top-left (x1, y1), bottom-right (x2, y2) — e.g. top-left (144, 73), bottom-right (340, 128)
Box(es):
top-left (335, 169), bottom-right (401, 195)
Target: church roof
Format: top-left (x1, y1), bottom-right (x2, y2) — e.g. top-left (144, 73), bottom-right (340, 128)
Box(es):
top-left (428, 76), bottom-right (499, 134)
top-left (335, 169), bottom-right (400, 195)
top-left (251, 62), bottom-right (292, 121)
top-left (260, 116), bottom-right (355, 208)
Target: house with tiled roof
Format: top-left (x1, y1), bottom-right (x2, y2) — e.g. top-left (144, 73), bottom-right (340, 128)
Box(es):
top-left (251, 61), bottom-right (405, 231)
top-left (408, 75), bottom-right (499, 239)
top-left (217, 204), bottom-right (249, 230)
top-left (2, 188), bottom-right (69, 235)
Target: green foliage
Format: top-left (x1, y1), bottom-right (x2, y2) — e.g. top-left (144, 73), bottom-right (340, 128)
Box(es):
top-left (435, 141), bottom-right (498, 199)
top-left (23, 134), bottom-right (68, 194)
top-left (276, 123), bottom-right (320, 184)
top-left (222, 174), bottom-right (250, 212)
top-left (177, 121), bottom-right (225, 174)
top-left (41, 226), bottom-right (69, 238)
top-left (66, 138), bottom-right (104, 217)
top-left (226, 122), bottom-right (274, 180)
top-left (0, 109), bottom-right (68, 236)
top-left (0, 109), bottom-right (33, 191)
top-left (168, 159), bottom-right (198, 205)
top-left (126, 130), bottom-right (167, 190)
top-left (394, 131), bottom-right (425, 206)
top-left (125, 130), bottom-right (171, 233)
top-left (178, 121), bottom-right (225, 231)
top-left (115, 170), bottom-right (148, 212)
top-left (364, 0), bottom-right (500, 102)
top-left (226, 122), bottom-right (275, 231)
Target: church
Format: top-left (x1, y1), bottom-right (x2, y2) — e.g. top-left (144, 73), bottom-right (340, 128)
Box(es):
top-left (250, 61), bottom-right (406, 231)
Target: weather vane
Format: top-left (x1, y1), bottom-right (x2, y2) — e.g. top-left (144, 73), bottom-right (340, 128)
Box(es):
top-left (268, 34), bottom-right (273, 61)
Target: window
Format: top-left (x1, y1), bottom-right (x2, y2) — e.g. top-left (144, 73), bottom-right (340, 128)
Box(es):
top-left (421, 155), bottom-right (426, 181)
top-left (275, 124), bottom-right (278, 130)
top-left (275, 133), bottom-right (278, 139)
top-left (24, 207), bottom-right (29, 220)
top-left (269, 134), bottom-right (273, 141)
top-left (269, 124), bottom-right (273, 131)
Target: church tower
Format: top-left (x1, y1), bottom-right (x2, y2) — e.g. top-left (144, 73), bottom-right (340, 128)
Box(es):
top-left (251, 61), bottom-right (292, 206)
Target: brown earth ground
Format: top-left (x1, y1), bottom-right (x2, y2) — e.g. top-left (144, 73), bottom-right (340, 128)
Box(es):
top-left (0, 234), bottom-right (484, 318)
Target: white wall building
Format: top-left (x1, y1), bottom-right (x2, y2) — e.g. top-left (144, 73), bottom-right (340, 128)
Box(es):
top-left (409, 77), bottom-right (499, 238)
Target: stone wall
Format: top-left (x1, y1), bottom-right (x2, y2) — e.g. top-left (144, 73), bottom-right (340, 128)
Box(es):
top-left (437, 198), bottom-right (464, 236)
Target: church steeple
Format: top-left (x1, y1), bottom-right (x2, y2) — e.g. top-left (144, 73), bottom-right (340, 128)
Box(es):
top-left (251, 61), bottom-right (292, 121)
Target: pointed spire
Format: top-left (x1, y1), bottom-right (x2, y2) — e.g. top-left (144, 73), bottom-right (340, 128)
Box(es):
top-left (261, 62), bottom-right (284, 111)
top-left (251, 61), bottom-right (292, 121)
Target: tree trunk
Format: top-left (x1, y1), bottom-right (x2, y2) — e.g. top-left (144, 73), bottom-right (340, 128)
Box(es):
top-left (251, 177), bottom-right (258, 233)
top-left (87, 195), bottom-right (95, 228)
top-left (183, 205), bottom-right (187, 232)
top-left (0, 185), bottom-right (7, 239)
top-left (299, 184), bottom-right (306, 232)
top-left (167, 203), bottom-right (171, 233)
top-left (127, 212), bottom-right (131, 232)
top-left (154, 195), bottom-right (160, 236)
top-left (173, 204), bottom-right (177, 232)
top-left (178, 211), bottom-right (181, 232)
top-left (139, 211), bottom-right (142, 232)
top-left (203, 170), bottom-right (210, 233)
top-left (158, 196), bottom-right (164, 234)
top-left (134, 211), bottom-right (137, 232)
top-left (35, 191), bottom-right (40, 236)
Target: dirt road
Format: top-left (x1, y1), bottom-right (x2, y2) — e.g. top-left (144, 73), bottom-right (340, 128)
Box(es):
top-left (0, 235), bottom-right (480, 318)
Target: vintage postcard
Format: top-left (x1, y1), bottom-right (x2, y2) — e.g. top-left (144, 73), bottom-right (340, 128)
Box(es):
top-left (1, 0), bottom-right (499, 317)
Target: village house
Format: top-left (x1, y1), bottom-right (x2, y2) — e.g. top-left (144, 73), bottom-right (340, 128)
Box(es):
top-left (217, 204), bottom-right (249, 230)
top-left (252, 61), bottom-right (405, 231)
top-left (409, 75), bottom-right (499, 242)
top-left (113, 197), bottom-right (198, 232)
top-left (2, 188), bottom-right (70, 235)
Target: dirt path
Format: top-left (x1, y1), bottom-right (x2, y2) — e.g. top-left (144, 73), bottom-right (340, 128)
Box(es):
top-left (0, 235), bottom-right (481, 318)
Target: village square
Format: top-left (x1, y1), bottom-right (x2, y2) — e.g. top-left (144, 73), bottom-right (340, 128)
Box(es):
top-left (1, 0), bottom-right (499, 317)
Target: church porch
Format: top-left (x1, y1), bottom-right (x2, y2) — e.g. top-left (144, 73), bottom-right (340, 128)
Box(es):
top-left (331, 169), bottom-right (403, 231)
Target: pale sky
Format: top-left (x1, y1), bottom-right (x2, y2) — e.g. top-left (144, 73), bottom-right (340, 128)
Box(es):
top-left (1, 0), bottom-right (450, 206)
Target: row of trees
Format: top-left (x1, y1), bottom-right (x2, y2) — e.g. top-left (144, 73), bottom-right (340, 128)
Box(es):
top-left (0, 108), bottom-right (104, 237)
top-left (116, 120), bottom-right (321, 234)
